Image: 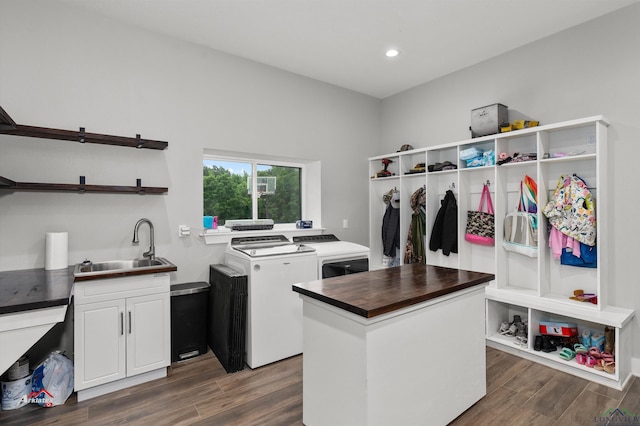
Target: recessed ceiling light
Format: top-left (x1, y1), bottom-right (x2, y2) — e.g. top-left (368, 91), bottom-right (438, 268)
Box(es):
top-left (385, 49), bottom-right (400, 58)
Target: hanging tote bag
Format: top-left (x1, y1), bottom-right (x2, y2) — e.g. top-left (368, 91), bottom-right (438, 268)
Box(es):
top-left (465, 184), bottom-right (495, 246)
top-left (502, 178), bottom-right (538, 257)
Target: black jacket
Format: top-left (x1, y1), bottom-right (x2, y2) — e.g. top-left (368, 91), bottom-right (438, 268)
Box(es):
top-left (429, 190), bottom-right (458, 256)
top-left (382, 203), bottom-right (400, 257)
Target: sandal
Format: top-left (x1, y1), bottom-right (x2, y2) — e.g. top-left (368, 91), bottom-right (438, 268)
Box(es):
top-left (585, 355), bottom-right (599, 368)
top-left (573, 343), bottom-right (588, 354)
top-left (576, 353), bottom-right (587, 365)
top-left (559, 347), bottom-right (575, 361)
top-left (601, 352), bottom-right (614, 363)
top-left (570, 289), bottom-right (598, 304)
top-left (603, 360), bottom-right (616, 374)
top-left (588, 347), bottom-right (602, 358)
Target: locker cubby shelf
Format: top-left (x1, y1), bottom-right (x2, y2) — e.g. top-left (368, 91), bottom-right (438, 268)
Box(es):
top-left (369, 115), bottom-right (634, 389)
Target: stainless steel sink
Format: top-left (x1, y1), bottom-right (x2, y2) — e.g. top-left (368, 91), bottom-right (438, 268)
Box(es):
top-left (73, 257), bottom-right (176, 280)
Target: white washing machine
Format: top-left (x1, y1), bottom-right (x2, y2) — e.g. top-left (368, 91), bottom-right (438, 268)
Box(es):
top-left (292, 234), bottom-right (370, 279)
top-left (225, 235), bottom-right (317, 369)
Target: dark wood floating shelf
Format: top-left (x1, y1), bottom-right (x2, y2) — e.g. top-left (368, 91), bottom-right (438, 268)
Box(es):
top-left (0, 176), bottom-right (167, 195)
top-left (0, 106), bottom-right (168, 150)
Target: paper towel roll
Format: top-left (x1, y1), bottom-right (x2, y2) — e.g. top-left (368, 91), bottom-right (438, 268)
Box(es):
top-left (45, 232), bottom-right (68, 270)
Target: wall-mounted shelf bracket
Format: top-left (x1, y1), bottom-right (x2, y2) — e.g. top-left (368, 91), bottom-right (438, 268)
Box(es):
top-left (0, 106), bottom-right (168, 150)
top-left (0, 175), bottom-right (167, 195)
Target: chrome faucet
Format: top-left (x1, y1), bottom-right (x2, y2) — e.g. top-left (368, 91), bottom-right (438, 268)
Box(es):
top-left (132, 218), bottom-right (155, 260)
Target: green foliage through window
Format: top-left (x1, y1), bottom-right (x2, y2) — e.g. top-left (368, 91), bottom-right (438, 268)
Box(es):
top-left (203, 159), bottom-right (302, 225)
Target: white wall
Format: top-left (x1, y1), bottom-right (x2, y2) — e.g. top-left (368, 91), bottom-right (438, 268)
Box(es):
top-left (3, 0), bottom-right (639, 363)
top-left (380, 4), bottom-right (640, 358)
top-left (0, 1), bottom-right (380, 282)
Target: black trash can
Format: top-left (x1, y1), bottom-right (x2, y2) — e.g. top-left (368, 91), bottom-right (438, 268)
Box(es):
top-left (170, 281), bottom-right (210, 362)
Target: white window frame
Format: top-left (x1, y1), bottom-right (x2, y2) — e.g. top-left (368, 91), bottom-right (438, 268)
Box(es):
top-left (202, 149), bottom-right (322, 244)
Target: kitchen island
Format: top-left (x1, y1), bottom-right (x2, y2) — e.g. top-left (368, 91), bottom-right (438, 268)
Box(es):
top-left (292, 264), bottom-right (494, 426)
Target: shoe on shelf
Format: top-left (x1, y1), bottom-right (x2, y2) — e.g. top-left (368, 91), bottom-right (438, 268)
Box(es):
top-left (501, 323), bottom-right (517, 337)
top-left (573, 343), bottom-right (588, 354)
top-left (541, 335), bottom-right (557, 353)
top-left (533, 335), bottom-right (542, 351)
top-left (604, 326), bottom-right (615, 355)
top-left (515, 335), bottom-right (528, 347)
top-left (559, 347), bottom-right (576, 361)
top-left (591, 333), bottom-right (605, 352)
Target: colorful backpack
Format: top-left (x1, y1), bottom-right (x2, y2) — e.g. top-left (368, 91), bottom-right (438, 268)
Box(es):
top-left (543, 175), bottom-right (596, 246)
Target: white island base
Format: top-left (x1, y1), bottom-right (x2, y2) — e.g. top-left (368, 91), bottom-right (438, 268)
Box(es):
top-left (300, 285), bottom-right (487, 426)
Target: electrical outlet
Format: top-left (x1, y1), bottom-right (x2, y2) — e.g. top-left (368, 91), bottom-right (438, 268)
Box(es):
top-left (178, 225), bottom-right (190, 237)
top-left (586, 134), bottom-right (596, 145)
top-left (343, 219), bottom-right (349, 228)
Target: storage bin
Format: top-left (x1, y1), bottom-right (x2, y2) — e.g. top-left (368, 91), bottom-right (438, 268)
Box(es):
top-left (539, 321), bottom-right (578, 337)
top-left (470, 103), bottom-right (508, 137)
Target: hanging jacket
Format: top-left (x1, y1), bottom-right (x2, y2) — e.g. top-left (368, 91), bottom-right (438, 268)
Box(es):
top-left (543, 175), bottom-right (596, 246)
top-left (429, 189), bottom-right (458, 256)
top-left (382, 202), bottom-right (400, 258)
top-left (405, 186), bottom-right (426, 264)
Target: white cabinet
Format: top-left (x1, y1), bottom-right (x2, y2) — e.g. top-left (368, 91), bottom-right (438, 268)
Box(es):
top-left (368, 116), bottom-right (634, 389)
top-left (74, 273), bottom-right (170, 400)
top-left (75, 299), bottom-right (126, 389)
top-left (126, 293), bottom-right (170, 376)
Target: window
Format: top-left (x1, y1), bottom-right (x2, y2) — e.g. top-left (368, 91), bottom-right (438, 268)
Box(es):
top-left (203, 157), bottom-right (302, 226)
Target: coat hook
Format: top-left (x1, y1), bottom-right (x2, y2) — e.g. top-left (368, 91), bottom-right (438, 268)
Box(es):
top-left (79, 127), bottom-right (85, 143)
top-left (135, 134), bottom-right (144, 149)
top-left (486, 180), bottom-right (491, 186)
top-left (449, 182), bottom-right (456, 190)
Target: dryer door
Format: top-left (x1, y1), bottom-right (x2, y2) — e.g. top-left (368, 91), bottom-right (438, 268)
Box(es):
top-left (322, 258), bottom-right (369, 278)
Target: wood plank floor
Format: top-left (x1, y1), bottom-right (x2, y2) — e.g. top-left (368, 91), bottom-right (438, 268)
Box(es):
top-left (0, 347), bottom-right (637, 425)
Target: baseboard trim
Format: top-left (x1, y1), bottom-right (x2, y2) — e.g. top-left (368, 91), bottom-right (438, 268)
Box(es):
top-left (76, 368), bottom-right (167, 402)
top-left (631, 357), bottom-right (640, 377)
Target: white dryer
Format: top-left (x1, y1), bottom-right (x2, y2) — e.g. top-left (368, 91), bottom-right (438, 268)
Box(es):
top-left (292, 234), bottom-right (370, 279)
top-left (225, 235), bottom-right (317, 369)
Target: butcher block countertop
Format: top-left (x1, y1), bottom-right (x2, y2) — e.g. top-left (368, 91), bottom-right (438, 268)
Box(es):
top-left (0, 266), bottom-right (74, 315)
top-left (292, 264), bottom-right (494, 318)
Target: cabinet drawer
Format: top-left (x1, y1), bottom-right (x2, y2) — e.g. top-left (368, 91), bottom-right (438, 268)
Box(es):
top-left (74, 273), bottom-right (170, 305)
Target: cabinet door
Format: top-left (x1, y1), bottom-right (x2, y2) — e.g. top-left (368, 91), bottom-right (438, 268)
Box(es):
top-left (74, 299), bottom-right (126, 391)
top-left (126, 292), bottom-right (170, 377)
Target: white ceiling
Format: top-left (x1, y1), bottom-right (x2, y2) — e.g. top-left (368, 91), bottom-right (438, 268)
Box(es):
top-left (61, 0), bottom-right (638, 99)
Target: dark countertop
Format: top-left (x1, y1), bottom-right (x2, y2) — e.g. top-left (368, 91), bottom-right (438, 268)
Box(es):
top-left (292, 264), bottom-right (494, 318)
top-left (0, 261), bottom-right (178, 315)
top-left (0, 266), bottom-right (74, 315)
